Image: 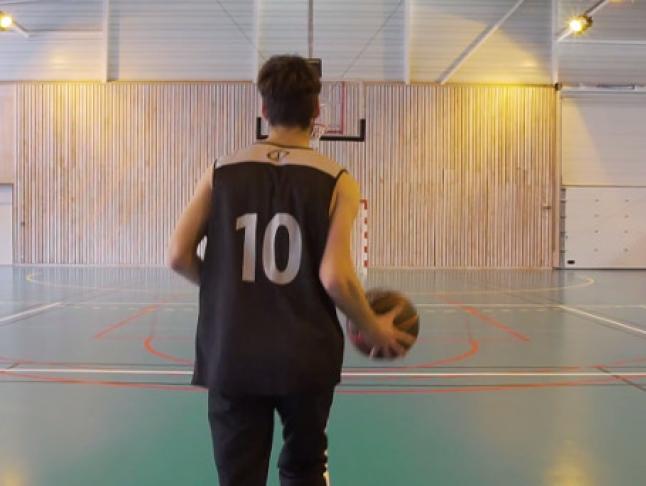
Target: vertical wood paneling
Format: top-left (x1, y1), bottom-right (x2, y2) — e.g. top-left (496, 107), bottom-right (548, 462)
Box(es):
top-left (15, 82), bottom-right (257, 264)
top-left (0, 85), bottom-right (16, 184)
top-left (15, 82), bottom-right (555, 267)
top-left (361, 84), bottom-right (555, 268)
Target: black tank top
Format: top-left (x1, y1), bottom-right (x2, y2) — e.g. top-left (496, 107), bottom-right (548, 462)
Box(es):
top-left (193, 142), bottom-right (345, 394)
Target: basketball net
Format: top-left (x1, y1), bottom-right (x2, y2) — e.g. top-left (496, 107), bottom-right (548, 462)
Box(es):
top-left (310, 102), bottom-right (329, 149)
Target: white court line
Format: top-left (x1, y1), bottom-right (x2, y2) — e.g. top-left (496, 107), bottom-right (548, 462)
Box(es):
top-left (2, 302), bottom-right (642, 309)
top-left (25, 272), bottom-right (194, 295)
top-left (58, 302), bottom-right (197, 306)
top-left (0, 302), bottom-right (62, 324)
top-left (559, 305), bottom-right (646, 337)
top-left (2, 368), bottom-right (645, 378)
top-left (418, 304), bottom-right (646, 308)
top-left (405, 277), bottom-right (595, 296)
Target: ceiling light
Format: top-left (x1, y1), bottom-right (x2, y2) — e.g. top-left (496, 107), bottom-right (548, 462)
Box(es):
top-left (0, 12), bottom-right (14, 30)
top-left (568, 15), bottom-right (593, 35)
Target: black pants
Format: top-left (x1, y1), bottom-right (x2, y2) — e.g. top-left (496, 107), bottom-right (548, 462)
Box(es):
top-left (208, 388), bottom-right (334, 486)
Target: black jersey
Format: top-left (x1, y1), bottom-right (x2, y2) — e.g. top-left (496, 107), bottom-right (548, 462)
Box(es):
top-left (193, 142), bottom-right (346, 395)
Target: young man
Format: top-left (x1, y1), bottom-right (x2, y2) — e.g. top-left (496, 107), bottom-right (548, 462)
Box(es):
top-left (168, 55), bottom-right (413, 486)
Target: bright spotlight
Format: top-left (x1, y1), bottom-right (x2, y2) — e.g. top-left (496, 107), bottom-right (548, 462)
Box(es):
top-left (0, 12), bottom-right (14, 30)
top-left (568, 15), bottom-right (593, 35)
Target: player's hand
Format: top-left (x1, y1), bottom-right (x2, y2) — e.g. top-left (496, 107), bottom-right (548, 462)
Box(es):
top-left (363, 304), bottom-right (416, 359)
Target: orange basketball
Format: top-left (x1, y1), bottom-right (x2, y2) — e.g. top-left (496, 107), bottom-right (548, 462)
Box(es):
top-left (346, 289), bottom-right (419, 359)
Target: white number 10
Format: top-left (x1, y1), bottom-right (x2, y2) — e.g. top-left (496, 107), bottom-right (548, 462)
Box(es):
top-left (235, 213), bottom-right (302, 285)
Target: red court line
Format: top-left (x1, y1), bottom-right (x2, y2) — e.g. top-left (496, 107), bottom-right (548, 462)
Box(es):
top-left (442, 297), bottom-right (530, 343)
top-left (416, 338), bottom-right (480, 369)
top-left (94, 305), bottom-right (159, 339)
top-left (102, 335), bottom-right (193, 342)
top-left (350, 337), bottom-right (481, 376)
top-left (143, 335), bottom-right (193, 365)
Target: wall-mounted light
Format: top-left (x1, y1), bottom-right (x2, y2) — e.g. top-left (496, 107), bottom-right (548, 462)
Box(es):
top-left (567, 15), bottom-right (593, 35)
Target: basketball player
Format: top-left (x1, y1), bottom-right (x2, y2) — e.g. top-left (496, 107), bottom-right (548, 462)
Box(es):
top-left (168, 55), bottom-right (414, 486)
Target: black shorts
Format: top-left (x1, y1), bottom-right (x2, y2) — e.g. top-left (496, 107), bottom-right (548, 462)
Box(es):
top-left (208, 388), bottom-right (335, 486)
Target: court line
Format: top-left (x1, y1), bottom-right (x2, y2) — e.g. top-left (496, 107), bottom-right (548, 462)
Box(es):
top-left (2, 368), bottom-right (645, 378)
top-left (25, 272), bottom-right (193, 294)
top-left (405, 276), bottom-right (595, 296)
top-left (143, 335), bottom-right (193, 365)
top-left (15, 302), bottom-right (642, 309)
top-left (0, 302), bottom-right (62, 325)
top-left (94, 305), bottom-right (159, 339)
top-left (597, 366), bottom-right (646, 393)
top-left (436, 295), bottom-right (530, 342)
top-left (419, 303), bottom-right (646, 309)
top-left (559, 305), bottom-right (646, 337)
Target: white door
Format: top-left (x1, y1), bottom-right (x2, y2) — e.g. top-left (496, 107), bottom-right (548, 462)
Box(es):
top-left (562, 93), bottom-right (646, 268)
top-left (0, 185), bottom-right (12, 265)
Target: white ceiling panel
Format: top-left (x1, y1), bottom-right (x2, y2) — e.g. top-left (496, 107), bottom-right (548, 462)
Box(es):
top-left (0, 0), bottom-right (102, 80)
top-left (558, 0), bottom-right (646, 41)
top-left (0, 0), bottom-right (102, 31)
top-left (314, 0), bottom-right (405, 80)
top-left (111, 0), bottom-right (255, 80)
top-left (257, 0), bottom-right (308, 62)
top-left (452, 0), bottom-right (552, 84)
top-left (0, 33), bottom-right (102, 80)
top-left (0, 0), bottom-right (643, 84)
top-left (409, 0), bottom-right (520, 82)
top-left (559, 41), bottom-right (646, 84)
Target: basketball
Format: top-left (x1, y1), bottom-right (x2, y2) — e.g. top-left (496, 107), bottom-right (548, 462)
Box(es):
top-left (346, 289), bottom-right (419, 358)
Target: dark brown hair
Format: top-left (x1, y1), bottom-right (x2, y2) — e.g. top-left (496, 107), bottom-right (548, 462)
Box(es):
top-left (257, 55), bottom-right (321, 130)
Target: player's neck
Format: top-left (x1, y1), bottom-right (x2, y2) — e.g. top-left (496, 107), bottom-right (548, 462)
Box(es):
top-left (265, 125), bottom-right (311, 149)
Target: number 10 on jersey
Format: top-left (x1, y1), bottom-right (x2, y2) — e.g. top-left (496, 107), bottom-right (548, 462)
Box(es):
top-left (236, 213), bottom-right (303, 285)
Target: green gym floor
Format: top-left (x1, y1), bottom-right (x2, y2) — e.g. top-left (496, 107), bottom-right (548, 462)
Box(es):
top-left (1, 267), bottom-right (645, 486)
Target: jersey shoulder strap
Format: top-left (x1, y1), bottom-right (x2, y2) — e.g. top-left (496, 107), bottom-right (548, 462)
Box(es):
top-left (216, 143), bottom-right (344, 179)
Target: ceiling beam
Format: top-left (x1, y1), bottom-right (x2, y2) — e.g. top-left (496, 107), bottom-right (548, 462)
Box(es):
top-left (307, 0), bottom-right (314, 58)
top-left (11, 20), bottom-right (29, 37)
top-left (404, 0), bottom-right (411, 83)
top-left (551, 0), bottom-right (558, 84)
top-left (0, 0), bottom-right (43, 5)
top-left (102, 0), bottom-right (110, 82)
top-left (439, 0), bottom-right (526, 84)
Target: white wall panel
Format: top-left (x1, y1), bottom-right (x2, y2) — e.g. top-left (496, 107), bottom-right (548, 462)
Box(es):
top-left (562, 94), bottom-right (646, 186)
top-left (110, 0), bottom-right (255, 80)
top-left (563, 187), bottom-right (646, 268)
top-left (314, 0), bottom-right (405, 80)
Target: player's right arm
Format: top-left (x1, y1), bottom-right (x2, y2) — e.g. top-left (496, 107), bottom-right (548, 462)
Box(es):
top-left (319, 173), bottom-right (414, 358)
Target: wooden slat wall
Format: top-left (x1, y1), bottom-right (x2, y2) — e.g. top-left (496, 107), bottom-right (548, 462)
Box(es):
top-left (354, 84), bottom-right (555, 268)
top-left (0, 85), bottom-right (16, 184)
top-left (15, 82), bottom-right (555, 267)
top-left (15, 82), bottom-right (256, 264)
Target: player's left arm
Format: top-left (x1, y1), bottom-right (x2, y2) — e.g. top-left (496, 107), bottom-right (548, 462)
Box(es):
top-left (167, 165), bottom-right (213, 285)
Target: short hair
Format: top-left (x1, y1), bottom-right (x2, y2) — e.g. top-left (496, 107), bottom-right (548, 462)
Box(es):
top-left (257, 55), bottom-right (321, 130)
